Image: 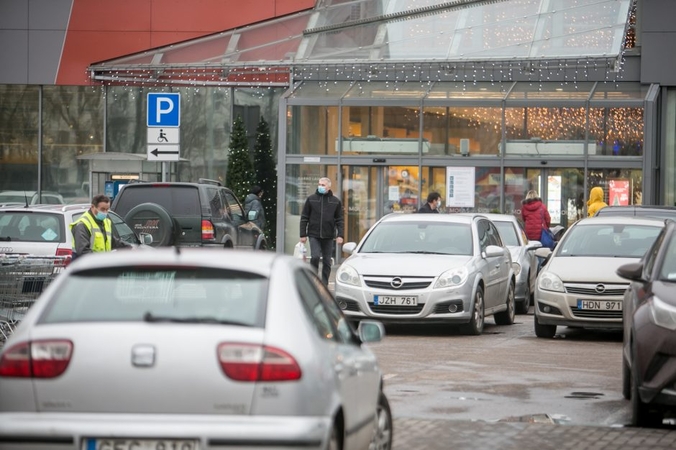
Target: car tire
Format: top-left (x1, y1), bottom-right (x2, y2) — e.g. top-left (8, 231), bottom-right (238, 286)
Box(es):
top-left (631, 356), bottom-right (663, 428)
top-left (622, 357), bottom-right (631, 400)
top-left (495, 281), bottom-right (515, 325)
top-left (370, 391), bottom-right (393, 450)
top-left (463, 285), bottom-right (485, 336)
top-left (516, 276), bottom-right (530, 315)
top-left (124, 203), bottom-right (176, 247)
top-left (534, 314), bottom-right (556, 338)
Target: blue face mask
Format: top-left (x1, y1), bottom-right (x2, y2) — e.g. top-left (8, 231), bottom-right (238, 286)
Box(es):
top-left (317, 186), bottom-right (327, 195)
top-left (95, 211), bottom-right (108, 221)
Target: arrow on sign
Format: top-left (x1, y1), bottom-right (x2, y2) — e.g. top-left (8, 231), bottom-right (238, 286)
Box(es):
top-left (150, 148), bottom-right (179, 157)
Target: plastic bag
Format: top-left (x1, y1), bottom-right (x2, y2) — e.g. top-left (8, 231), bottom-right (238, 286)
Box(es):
top-left (293, 241), bottom-right (308, 262)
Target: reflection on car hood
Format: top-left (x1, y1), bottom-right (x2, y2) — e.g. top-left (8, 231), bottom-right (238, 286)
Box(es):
top-left (548, 256), bottom-right (639, 283)
top-left (346, 253), bottom-right (472, 276)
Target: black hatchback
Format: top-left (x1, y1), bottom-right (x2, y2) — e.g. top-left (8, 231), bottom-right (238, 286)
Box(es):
top-left (111, 179), bottom-right (267, 250)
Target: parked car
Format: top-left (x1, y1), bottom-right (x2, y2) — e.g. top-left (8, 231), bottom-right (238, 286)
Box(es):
top-left (533, 216), bottom-right (666, 338)
top-left (0, 204), bottom-right (153, 261)
top-left (336, 213), bottom-right (516, 335)
top-left (0, 249), bottom-right (392, 450)
top-left (594, 205), bottom-right (676, 220)
top-left (617, 219), bottom-right (676, 427)
top-left (478, 213), bottom-right (541, 314)
top-left (111, 179), bottom-right (267, 250)
top-left (0, 190), bottom-right (64, 205)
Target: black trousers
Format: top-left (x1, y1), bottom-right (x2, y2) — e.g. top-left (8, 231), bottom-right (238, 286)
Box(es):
top-left (309, 237), bottom-right (334, 285)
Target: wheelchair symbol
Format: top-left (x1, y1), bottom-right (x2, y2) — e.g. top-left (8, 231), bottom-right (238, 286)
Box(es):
top-left (157, 129), bottom-right (169, 143)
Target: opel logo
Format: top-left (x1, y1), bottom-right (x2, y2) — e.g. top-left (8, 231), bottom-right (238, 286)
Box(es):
top-left (391, 277), bottom-right (404, 289)
top-left (595, 284), bottom-right (606, 294)
top-left (0, 247), bottom-right (12, 253)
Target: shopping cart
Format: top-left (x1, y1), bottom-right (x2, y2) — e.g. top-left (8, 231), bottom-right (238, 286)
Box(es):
top-left (0, 255), bottom-right (67, 342)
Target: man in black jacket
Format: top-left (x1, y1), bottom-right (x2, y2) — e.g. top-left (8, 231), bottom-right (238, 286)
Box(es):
top-left (300, 177), bottom-right (344, 285)
top-left (418, 192), bottom-right (441, 213)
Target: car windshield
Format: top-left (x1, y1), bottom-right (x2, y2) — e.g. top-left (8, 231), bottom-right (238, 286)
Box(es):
top-left (359, 221), bottom-right (473, 256)
top-left (557, 223), bottom-right (662, 258)
top-left (40, 267), bottom-right (268, 327)
top-left (659, 235), bottom-right (676, 282)
top-left (0, 211), bottom-right (64, 242)
top-left (493, 221), bottom-right (519, 247)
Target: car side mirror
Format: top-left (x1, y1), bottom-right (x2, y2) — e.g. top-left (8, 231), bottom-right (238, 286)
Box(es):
top-left (357, 320), bottom-right (385, 343)
top-left (616, 261), bottom-right (644, 282)
top-left (247, 210), bottom-right (258, 221)
top-left (534, 247), bottom-right (552, 258)
top-left (342, 242), bottom-right (357, 254)
top-left (526, 240), bottom-right (543, 251)
top-left (483, 245), bottom-right (506, 258)
top-left (140, 233), bottom-right (153, 245)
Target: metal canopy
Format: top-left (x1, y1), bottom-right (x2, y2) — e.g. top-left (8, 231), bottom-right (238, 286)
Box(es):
top-left (89, 0), bottom-right (635, 85)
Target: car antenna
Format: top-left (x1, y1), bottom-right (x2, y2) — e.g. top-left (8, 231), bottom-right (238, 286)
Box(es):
top-left (23, 191), bottom-right (29, 208)
top-left (174, 245), bottom-right (181, 255)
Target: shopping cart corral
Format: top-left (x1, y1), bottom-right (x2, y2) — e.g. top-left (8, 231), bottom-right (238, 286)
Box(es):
top-left (0, 255), bottom-right (67, 342)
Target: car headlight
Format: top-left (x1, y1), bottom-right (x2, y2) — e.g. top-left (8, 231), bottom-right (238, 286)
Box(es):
top-left (649, 296), bottom-right (676, 331)
top-left (434, 266), bottom-right (469, 289)
top-left (336, 264), bottom-right (360, 287)
top-left (537, 271), bottom-right (565, 293)
top-left (512, 262), bottom-right (521, 276)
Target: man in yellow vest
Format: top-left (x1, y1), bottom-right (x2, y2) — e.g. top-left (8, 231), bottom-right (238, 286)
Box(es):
top-left (70, 194), bottom-right (126, 259)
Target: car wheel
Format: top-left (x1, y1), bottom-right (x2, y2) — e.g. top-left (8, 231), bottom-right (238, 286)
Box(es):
top-left (370, 392), bottom-right (393, 450)
top-left (495, 281), bottom-right (515, 325)
top-left (124, 203), bottom-right (176, 247)
top-left (631, 359), bottom-right (663, 428)
top-left (463, 285), bottom-right (485, 335)
top-left (534, 314), bottom-right (556, 338)
top-left (516, 278), bottom-right (530, 315)
top-left (622, 357), bottom-right (631, 400)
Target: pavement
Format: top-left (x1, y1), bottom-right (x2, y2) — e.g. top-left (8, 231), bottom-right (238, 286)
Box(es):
top-left (390, 418), bottom-right (676, 450)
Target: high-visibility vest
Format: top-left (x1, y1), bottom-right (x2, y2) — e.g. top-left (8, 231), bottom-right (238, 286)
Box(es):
top-left (70, 213), bottom-right (112, 252)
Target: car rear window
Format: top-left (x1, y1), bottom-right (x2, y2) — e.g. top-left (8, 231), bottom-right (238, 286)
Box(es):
top-left (39, 267), bottom-right (268, 327)
top-left (114, 185), bottom-right (201, 217)
top-left (0, 211), bottom-right (64, 242)
top-left (493, 221), bottom-right (519, 246)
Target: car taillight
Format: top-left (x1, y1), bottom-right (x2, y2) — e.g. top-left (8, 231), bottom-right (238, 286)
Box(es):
top-left (217, 343), bottom-right (301, 382)
top-left (0, 340), bottom-right (73, 378)
top-left (55, 248), bottom-right (72, 266)
top-left (202, 220), bottom-right (215, 240)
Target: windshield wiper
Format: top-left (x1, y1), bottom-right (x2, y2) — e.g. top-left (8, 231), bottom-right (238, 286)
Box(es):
top-left (143, 312), bottom-right (250, 327)
top-left (407, 251), bottom-right (446, 255)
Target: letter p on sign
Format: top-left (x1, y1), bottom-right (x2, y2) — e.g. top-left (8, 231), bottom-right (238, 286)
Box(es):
top-left (147, 93), bottom-right (180, 127)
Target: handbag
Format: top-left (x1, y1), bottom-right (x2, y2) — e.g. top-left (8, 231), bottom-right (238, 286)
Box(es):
top-left (539, 208), bottom-right (556, 250)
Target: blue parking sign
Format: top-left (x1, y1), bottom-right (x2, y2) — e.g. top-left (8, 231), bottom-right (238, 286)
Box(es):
top-left (147, 93), bottom-right (180, 127)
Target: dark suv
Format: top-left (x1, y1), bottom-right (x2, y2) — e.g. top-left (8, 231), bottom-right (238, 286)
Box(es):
top-left (111, 179), bottom-right (267, 250)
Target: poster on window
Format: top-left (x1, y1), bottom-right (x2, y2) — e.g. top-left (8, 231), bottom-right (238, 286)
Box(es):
top-left (446, 167), bottom-right (475, 207)
top-left (608, 179), bottom-right (630, 206)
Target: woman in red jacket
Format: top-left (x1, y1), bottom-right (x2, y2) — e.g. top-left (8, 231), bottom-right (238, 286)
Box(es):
top-left (521, 190), bottom-right (551, 242)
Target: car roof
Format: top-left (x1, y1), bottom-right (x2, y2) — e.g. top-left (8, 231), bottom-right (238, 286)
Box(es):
top-left (0, 204), bottom-right (87, 214)
top-left (471, 212), bottom-right (518, 222)
top-left (573, 215), bottom-right (668, 227)
top-left (66, 247), bottom-right (287, 275)
top-left (380, 213), bottom-right (475, 224)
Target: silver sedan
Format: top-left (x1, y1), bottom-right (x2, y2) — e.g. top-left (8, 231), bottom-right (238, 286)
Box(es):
top-left (336, 213), bottom-right (516, 335)
top-left (479, 213), bottom-right (541, 314)
top-left (0, 249), bottom-right (392, 450)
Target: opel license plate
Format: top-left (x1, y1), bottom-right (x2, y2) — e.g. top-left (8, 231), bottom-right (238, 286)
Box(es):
top-left (84, 438), bottom-right (199, 450)
top-left (577, 300), bottom-right (622, 311)
top-left (374, 295), bottom-right (417, 306)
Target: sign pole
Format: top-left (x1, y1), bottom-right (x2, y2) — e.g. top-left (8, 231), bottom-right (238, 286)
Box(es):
top-left (162, 161), bottom-right (168, 182)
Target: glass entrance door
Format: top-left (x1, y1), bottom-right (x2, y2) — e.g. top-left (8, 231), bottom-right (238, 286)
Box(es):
top-left (342, 165), bottom-right (420, 246)
top-left (525, 168), bottom-right (585, 229)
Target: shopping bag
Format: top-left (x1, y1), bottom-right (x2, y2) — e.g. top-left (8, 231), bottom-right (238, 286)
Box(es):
top-left (293, 241), bottom-right (308, 262)
top-left (540, 227), bottom-right (556, 250)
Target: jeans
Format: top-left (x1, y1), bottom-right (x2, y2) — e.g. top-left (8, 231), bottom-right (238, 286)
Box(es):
top-left (309, 237), bottom-right (334, 285)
